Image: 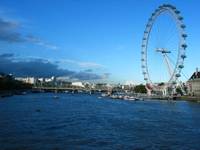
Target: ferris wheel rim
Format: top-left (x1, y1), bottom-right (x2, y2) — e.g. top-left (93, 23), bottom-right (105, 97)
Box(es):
top-left (141, 4), bottom-right (187, 87)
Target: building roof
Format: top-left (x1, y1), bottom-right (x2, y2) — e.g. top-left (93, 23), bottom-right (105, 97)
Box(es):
top-left (189, 71), bottom-right (200, 80)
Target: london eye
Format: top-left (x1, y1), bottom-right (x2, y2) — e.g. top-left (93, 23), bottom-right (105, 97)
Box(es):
top-left (141, 4), bottom-right (187, 95)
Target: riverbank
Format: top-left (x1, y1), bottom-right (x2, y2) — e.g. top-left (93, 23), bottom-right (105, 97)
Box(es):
top-left (0, 90), bottom-right (29, 98)
top-left (141, 95), bottom-right (200, 102)
top-left (180, 96), bottom-right (200, 102)
top-left (1, 90), bottom-right (200, 103)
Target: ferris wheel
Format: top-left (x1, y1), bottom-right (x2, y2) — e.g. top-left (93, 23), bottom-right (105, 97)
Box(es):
top-left (141, 4), bottom-right (187, 92)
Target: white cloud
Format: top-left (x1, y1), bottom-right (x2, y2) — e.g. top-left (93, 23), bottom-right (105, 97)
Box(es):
top-left (0, 53), bottom-right (110, 80)
top-left (0, 17), bottom-right (59, 50)
top-left (61, 59), bottom-right (105, 69)
top-left (25, 35), bottom-right (59, 50)
top-left (78, 62), bottom-right (104, 68)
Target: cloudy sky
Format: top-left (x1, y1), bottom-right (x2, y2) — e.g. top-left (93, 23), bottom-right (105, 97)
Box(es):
top-left (0, 0), bottom-right (199, 83)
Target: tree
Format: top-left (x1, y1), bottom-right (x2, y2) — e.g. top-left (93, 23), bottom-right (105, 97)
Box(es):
top-left (0, 74), bottom-right (32, 91)
top-left (176, 87), bottom-right (183, 95)
top-left (158, 82), bottom-right (165, 86)
top-left (134, 84), bottom-right (147, 93)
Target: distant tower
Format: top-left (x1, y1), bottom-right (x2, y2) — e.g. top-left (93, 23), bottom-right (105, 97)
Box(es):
top-left (196, 68), bottom-right (199, 77)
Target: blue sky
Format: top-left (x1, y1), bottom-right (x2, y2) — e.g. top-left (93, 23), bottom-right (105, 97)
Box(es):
top-left (0, 0), bottom-right (199, 83)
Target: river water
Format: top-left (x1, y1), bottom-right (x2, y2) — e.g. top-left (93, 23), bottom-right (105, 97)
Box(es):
top-left (0, 93), bottom-right (200, 150)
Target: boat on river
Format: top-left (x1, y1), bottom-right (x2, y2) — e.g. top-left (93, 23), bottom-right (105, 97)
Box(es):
top-left (53, 95), bottom-right (59, 99)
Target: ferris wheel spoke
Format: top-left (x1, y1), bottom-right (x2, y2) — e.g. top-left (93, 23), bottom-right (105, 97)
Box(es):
top-left (167, 54), bottom-right (189, 80)
top-left (162, 55), bottom-right (172, 80)
top-left (164, 31), bottom-right (178, 48)
top-left (163, 14), bottom-right (177, 47)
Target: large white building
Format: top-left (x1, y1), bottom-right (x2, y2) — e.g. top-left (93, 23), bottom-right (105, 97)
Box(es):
top-left (187, 68), bottom-right (200, 97)
top-left (72, 82), bottom-right (85, 88)
top-left (44, 76), bottom-right (56, 82)
top-left (15, 77), bottom-right (36, 84)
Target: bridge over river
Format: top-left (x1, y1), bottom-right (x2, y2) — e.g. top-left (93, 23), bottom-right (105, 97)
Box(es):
top-left (32, 86), bottom-right (112, 93)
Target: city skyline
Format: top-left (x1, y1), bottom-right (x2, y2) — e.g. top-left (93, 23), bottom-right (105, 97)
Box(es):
top-left (0, 0), bottom-right (199, 84)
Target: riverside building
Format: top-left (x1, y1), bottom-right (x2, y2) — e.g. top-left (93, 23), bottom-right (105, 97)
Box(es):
top-left (187, 68), bottom-right (200, 96)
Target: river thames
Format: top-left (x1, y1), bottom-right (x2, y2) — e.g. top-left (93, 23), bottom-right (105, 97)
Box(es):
top-left (0, 93), bottom-right (200, 150)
